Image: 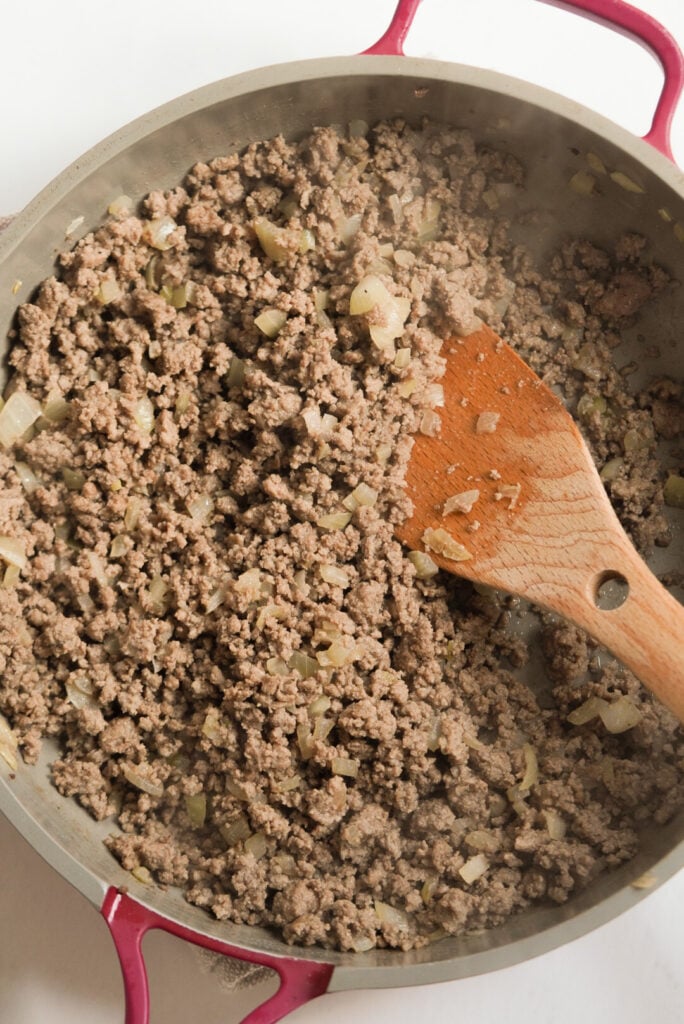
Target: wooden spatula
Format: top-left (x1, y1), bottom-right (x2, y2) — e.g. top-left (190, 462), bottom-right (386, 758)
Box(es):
top-left (397, 324), bottom-right (684, 723)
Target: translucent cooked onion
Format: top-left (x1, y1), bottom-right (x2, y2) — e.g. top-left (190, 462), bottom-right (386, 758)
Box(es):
top-left (408, 550), bottom-right (439, 579)
top-left (369, 296), bottom-right (411, 351)
top-left (62, 468), bottom-right (86, 491)
top-left (293, 570), bottom-right (310, 597)
top-left (348, 119), bottom-right (369, 138)
top-left (110, 536), bottom-right (128, 559)
top-left (351, 482), bottom-right (378, 507)
top-left (226, 778), bottom-right (250, 801)
top-left (519, 743), bottom-right (538, 791)
top-left (275, 774), bottom-right (301, 792)
top-left (424, 382), bottom-right (445, 408)
top-left (421, 876), bottom-right (438, 905)
top-left (289, 651), bottom-right (320, 679)
top-left (459, 853), bottom-right (489, 884)
top-left (313, 716), bottom-right (334, 742)
top-left (426, 714), bottom-right (442, 752)
top-left (0, 392), bottom-right (42, 448)
top-left (42, 396), bottom-right (70, 423)
top-left (0, 713), bottom-right (19, 772)
top-left (124, 496), bottom-right (143, 531)
top-left (308, 695), bottom-right (332, 717)
top-left (187, 495), bottom-right (214, 523)
top-left (349, 275), bottom-right (390, 315)
top-left (394, 347), bottom-right (411, 369)
top-left (108, 194), bottom-right (134, 216)
top-left (144, 215), bottom-right (178, 251)
top-left (148, 574), bottom-right (170, 615)
top-left (2, 564), bottom-right (20, 589)
top-left (65, 678), bottom-right (97, 710)
top-left (375, 443), bottom-right (392, 464)
top-left (610, 170), bottom-right (645, 194)
top-left (255, 308), bottom-right (287, 337)
top-left (599, 696), bottom-right (642, 734)
top-left (121, 762), bottom-right (164, 798)
top-left (567, 696), bottom-right (609, 726)
top-left (569, 171), bottom-right (596, 196)
top-left (332, 756), bottom-right (359, 778)
top-left (316, 511), bottom-right (352, 531)
top-left (600, 457), bottom-right (624, 483)
top-left (388, 193), bottom-right (403, 225)
top-left (245, 831), bottom-right (267, 860)
top-left (299, 229), bottom-right (316, 253)
top-left (397, 378), bottom-right (417, 398)
top-left (227, 357), bottom-right (246, 387)
top-left (465, 830), bottom-right (499, 853)
top-left (664, 473), bottom-right (684, 509)
top-left (422, 527), bottom-right (471, 562)
top-left (0, 536), bottom-right (26, 569)
top-left (185, 793), bottom-right (207, 828)
top-left (339, 213), bottom-right (362, 245)
top-left (221, 815), bottom-right (251, 847)
top-left (131, 865), bottom-right (152, 885)
top-left (235, 568), bottom-right (262, 601)
top-left (542, 809), bottom-right (567, 840)
top-left (266, 656), bottom-right (289, 676)
top-left (297, 721), bottom-right (315, 759)
top-left (443, 490), bottom-right (480, 515)
top-left (255, 604), bottom-right (285, 630)
top-left (419, 410), bottom-right (441, 436)
top-left (14, 461), bottom-right (42, 493)
top-left (96, 277), bottom-right (122, 305)
top-left (316, 640), bottom-right (359, 668)
top-left (476, 411), bottom-right (500, 434)
top-left (254, 217), bottom-right (290, 261)
top-left (320, 564), bottom-right (350, 588)
top-left (202, 708), bottom-right (222, 742)
top-left (133, 396), bottom-right (155, 433)
top-left (374, 900), bottom-right (410, 932)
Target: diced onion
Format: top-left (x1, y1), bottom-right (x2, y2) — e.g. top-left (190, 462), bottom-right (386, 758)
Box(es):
top-left (664, 474), bottom-right (684, 509)
top-left (388, 194), bottom-right (404, 225)
top-left (465, 830), bottom-right (499, 853)
top-left (266, 656), bottom-right (289, 677)
top-left (245, 831), bottom-right (267, 860)
top-left (185, 793), bottom-right (207, 828)
top-left (348, 119), bottom-right (369, 138)
top-left (308, 695), bottom-right (332, 718)
top-left (255, 604), bottom-right (285, 630)
top-left (426, 714), bottom-right (442, 752)
top-left (202, 707), bottom-right (222, 742)
top-left (351, 482), bottom-right (378, 507)
top-left (397, 378), bottom-right (417, 398)
top-left (254, 217), bottom-right (289, 261)
top-left (422, 527), bottom-right (471, 562)
top-left (0, 713), bottom-right (19, 772)
top-left (370, 296), bottom-right (411, 351)
top-left (332, 756), bottom-right (359, 778)
top-left (424, 382), bottom-right (444, 408)
top-left (349, 275), bottom-right (390, 316)
top-left (255, 308), bottom-right (287, 338)
top-left (320, 564), bottom-right (350, 588)
top-left (519, 743), bottom-right (538, 791)
top-left (567, 696), bottom-right (609, 726)
top-left (121, 762), bottom-right (164, 798)
top-left (133, 396), bottom-right (155, 433)
top-left (131, 865), bottom-right (152, 884)
top-left (108, 194), bottom-right (134, 216)
top-left (599, 696), bottom-right (642, 734)
top-left (124, 497), bottom-right (143, 531)
top-left (14, 462), bottom-right (42, 493)
top-left (148, 574), bottom-right (170, 615)
top-left (293, 570), bottom-right (310, 597)
top-left (443, 490), bottom-right (480, 515)
top-left (459, 853), bottom-right (489, 884)
top-left (227, 357), bottom-right (246, 387)
top-left (600, 457), bottom-right (624, 483)
top-left (297, 720), bottom-right (315, 759)
top-left (586, 152), bottom-right (607, 175)
top-left (408, 550), bottom-right (439, 579)
top-left (2, 564), bottom-right (20, 589)
top-left (610, 171), bottom-right (645, 194)
top-left (375, 443), bottom-right (392, 464)
top-left (42, 397), bottom-right (70, 423)
top-left (0, 536), bottom-right (26, 570)
top-left (316, 640), bottom-right (359, 668)
top-left (476, 411), bottom-right (500, 434)
top-left (419, 410), bottom-right (441, 436)
top-left (226, 778), bottom-right (250, 801)
top-left (542, 809), bottom-right (567, 840)
top-left (374, 901), bottom-right (410, 932)
top-left (289, 651), bottom-right (320, 680)
top-left (317, 511), bottom-right (352, 531)
top-left (62, 468), bottom-right (85, 491)
top-left (0, 392), bottom-right (42, 448)
top-left (275, 774), bottom-right (301, 792)
top-left (394, 347), bottom-right (411, 369)
top-left (187, 495), bottom-right (214, 523)
top-left (221, 815), bottom-right (252, 847)
top-left (109, 536), bottom-right (128, 559)
top-left (144, 215), bottom-right (178, 251)
top-left (299, 229), bottom-right (316, 253)
top-left (339, 214), bottom-right (362, 245)
top-left (569, 171), bottom-right (596, 196)
top-left (65, 678), bottom-right (97, 710)
top-left (96, 277), bottom-right (122, 305)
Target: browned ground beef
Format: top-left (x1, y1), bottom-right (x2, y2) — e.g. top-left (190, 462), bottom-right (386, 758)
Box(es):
top-left (0, 119), bottom-right (681, 952)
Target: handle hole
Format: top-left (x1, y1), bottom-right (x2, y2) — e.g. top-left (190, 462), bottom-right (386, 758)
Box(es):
top-left (593, 570), bottom-right (629, 610)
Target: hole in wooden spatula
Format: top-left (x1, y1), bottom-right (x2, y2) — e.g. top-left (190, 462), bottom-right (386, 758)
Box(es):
top-left (593, 571), bottom-right (630, 611)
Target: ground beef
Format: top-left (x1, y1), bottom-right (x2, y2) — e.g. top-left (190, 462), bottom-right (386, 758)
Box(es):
top-left (0, 119), bottom-right (682, 953)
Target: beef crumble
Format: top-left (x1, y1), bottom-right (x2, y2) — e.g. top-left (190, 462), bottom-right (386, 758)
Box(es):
top-left (0, 119), bottom-right (682, 952)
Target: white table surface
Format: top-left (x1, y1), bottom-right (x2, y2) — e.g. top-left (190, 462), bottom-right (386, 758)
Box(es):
top-left (1, 1), bottom-right (683, 1021)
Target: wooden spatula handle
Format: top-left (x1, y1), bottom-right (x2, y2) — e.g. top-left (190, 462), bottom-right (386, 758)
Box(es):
top-left (556, 534), bottom-right (684, 723)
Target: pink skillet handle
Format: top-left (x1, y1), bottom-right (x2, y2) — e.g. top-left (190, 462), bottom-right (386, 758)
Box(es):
top-left (101, 887), bottom-right (334, 1024)
top-left (363, 0), bottom-right (684, 162)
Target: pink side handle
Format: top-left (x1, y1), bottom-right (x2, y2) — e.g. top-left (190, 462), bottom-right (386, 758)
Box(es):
top-left (362, 0), bottom-right (683, 162)
top-left (361, 0), bottom-right (423, 55)
top-left (101, 887), bottom-right (334, 1024)
top-left (540, 0), bottom-right (684, 161)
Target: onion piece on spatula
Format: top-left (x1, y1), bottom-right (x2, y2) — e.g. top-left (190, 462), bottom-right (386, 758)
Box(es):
top-left (397, 324), bottom-right (684, 723)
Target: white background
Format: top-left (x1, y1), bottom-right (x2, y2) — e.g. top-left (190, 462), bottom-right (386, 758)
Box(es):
top-left (1, 1), bottom-right (683, 1022)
